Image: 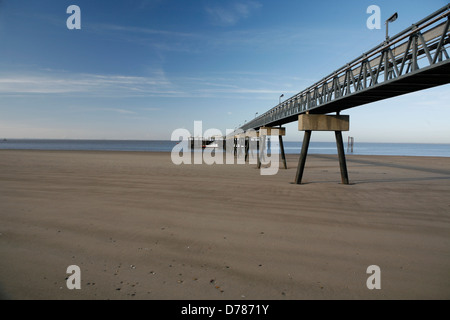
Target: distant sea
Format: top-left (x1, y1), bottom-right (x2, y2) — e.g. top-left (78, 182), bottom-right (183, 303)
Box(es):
top-left (0, 139), bottom-right (449, 157)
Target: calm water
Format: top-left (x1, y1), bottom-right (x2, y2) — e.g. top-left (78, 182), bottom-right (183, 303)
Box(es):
top-left (0, 139), bottom-right (449, 157)
top-left (0, 139), bottom-right (177, 152)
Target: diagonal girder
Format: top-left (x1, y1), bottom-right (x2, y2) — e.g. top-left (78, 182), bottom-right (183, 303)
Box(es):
top-left (238, 4), bottom-right (450, 133)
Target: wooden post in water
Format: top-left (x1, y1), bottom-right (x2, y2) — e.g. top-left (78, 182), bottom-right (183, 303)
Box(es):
top-left (347, 136), bottom-right (354, 153)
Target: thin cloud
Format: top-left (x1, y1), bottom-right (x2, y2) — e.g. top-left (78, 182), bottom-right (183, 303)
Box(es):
top-left (90, 23), bottom-right (203, 54)
top-left (97, 108), bottom-right (137, 115)
top-left (0, 69), bottom-right (302, 100)
top-left (139, 107), bottom-right (161, 111)
top-left (205, 1), bottom-right (261, 27)
top-left (0, 72), bottom-right (178, 97)
top-left (95, 23), bottom-right (197, 39)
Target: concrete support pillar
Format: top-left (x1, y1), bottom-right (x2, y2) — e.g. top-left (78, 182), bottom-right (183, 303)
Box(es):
top-left (335, 131), bottom-right (349, 184)
top-left (295, 114), bottom-right (350, 184)
top-left (279, 134), bottom-right (287, 170)
top-left (295, 130), bottom-right (312, 184)
top-left (258, 126), bottom-right (287, 170)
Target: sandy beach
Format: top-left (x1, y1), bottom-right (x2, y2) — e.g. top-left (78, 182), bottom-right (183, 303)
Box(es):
top-left (0, 150), bottom-right (449, 300)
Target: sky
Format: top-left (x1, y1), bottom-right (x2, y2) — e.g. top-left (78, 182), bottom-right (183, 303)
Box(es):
top-left (0, 0), bottom-right (449, 143)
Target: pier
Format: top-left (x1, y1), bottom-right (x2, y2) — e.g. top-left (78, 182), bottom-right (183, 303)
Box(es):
top-left (228, 4), bottom-right (450, 183)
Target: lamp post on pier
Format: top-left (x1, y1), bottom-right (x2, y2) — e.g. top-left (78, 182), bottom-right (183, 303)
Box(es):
top-left (385, 12), bottom-right (398, 42)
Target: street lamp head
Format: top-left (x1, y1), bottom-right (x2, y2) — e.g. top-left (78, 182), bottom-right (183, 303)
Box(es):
top-left (387, 12), bottom-right (398, 23)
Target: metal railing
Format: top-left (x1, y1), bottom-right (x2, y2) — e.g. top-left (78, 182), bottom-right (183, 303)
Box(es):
top-left (236, 4), bottom-right (450, 134)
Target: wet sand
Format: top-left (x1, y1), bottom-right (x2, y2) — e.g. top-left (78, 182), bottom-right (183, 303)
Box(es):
top-left (0, 150), bottom-right (449, 300)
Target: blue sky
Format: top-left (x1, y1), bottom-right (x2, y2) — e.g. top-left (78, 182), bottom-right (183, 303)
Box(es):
top-left (0, 0), bottom-right (449, 142)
